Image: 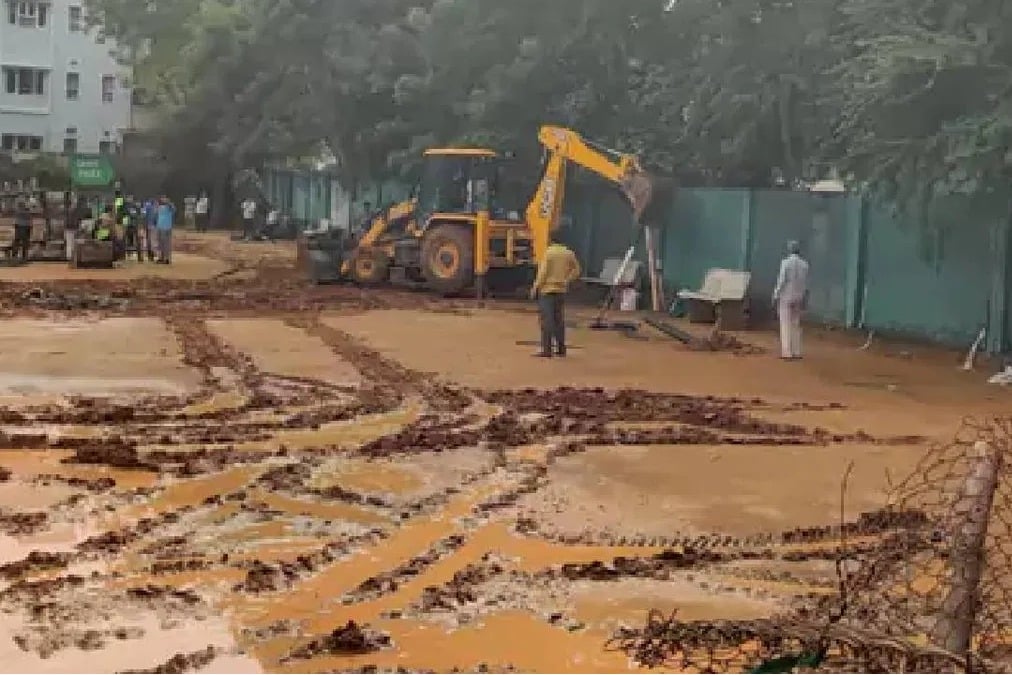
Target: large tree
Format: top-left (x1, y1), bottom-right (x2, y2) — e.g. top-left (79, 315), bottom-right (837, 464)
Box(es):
top-left (827, 0), bottom-right (1012, 206)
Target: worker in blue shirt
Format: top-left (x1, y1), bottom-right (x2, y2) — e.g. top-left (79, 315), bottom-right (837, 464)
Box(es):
top-left (155, 196), bottom-right (175, 264)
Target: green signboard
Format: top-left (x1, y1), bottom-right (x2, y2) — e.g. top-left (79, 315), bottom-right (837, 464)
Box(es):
top-left (70, 154), bottom-right (116, 188)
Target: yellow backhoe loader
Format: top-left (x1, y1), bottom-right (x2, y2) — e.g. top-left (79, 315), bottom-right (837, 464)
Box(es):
top-left (325, 126), bottom-right (656, 294)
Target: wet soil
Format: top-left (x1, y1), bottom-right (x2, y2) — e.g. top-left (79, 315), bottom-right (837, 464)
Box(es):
top-left (0, 232), bottom-right (1002, 673)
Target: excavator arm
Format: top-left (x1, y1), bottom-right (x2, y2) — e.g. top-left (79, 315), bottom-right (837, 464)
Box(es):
top-left (525, 125), bottom-right (654, 263)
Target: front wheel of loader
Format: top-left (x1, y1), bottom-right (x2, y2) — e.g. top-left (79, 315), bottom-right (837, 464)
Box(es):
top-left (349, 249), bottom-right (390, 285)
top-left (421, 224), bottom-right (473, 295)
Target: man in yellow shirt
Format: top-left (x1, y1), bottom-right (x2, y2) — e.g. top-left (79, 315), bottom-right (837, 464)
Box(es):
top-left (530, 233), bottom-right (581, 358)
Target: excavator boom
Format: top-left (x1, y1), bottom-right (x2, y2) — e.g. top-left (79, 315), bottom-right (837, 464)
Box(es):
top-left (537, 126), bottom-right (654, 220)
top-left (527, 125), bottom-right (655, 263)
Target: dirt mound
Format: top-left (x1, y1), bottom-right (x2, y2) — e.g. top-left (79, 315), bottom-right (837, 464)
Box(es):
top-left (286, 621), bottom-right (391, 661)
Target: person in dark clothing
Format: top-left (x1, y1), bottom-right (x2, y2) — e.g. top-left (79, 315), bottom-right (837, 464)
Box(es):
top-left (13, 199), bottom-right (30, 261)
top-left (66, 196), bottom-right (91, 261)
top-left (121, 199), bottom-right (143, 261)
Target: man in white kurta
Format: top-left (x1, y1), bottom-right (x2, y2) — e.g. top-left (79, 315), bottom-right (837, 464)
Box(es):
top-left (772, 240), bottom-right (810, 360)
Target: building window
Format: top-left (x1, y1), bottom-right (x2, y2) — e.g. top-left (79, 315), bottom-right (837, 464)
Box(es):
top-left (3, 67), bottom-right (46, 95)
top-left (68, 4), bottom-right (80, 31)
top-left (7, 1), bottom-right (47, 28)
top-left (101, 75), bottom-right (114, 102)
top-left (98, 140), bottom-right (113, 154)
top-left (63, 137), bottom-right (76, 154)
top-left (65, 72), bottom-right (78, 100)
top-left (1, 134), bottom-right (44, 151)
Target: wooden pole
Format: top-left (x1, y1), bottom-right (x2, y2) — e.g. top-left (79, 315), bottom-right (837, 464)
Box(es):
top-left (930, 440), bottom-right (1002, 657)
top-left (644, 226), bottom-right (662, 312)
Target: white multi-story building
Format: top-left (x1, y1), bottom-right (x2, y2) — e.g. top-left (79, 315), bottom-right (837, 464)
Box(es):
top-left (0, 0), bottom-right (131, 156)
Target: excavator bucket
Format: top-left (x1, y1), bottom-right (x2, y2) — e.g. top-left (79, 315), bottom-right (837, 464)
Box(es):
top-left (624, 173), bottom-right (677, 228)
top-left (621, 172), bottom-right (656, 225)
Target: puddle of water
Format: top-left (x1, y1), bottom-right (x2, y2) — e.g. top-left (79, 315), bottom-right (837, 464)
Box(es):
top-left (240, 402), bottom-right (422, 452)
top-left (113, 467), bottom-right (260, 526)
top-left (251, 489), bottom-right (389, 526)
top-left (0, 480), bottom-right (76, 510)
top-left (0, 526), bottom-right (88, 566)
top-left (506, 445), bottom-right (552, 464)
top-left (39, 424), bottom-right (109, 440)
top-left (0, 449), bottom-right (159, 491)
top-left (572, 577), bottom-right (776, 629)
top-left (181, 390), bottom-right (250, 417)
top-left (213, 521), bottom-right (297, 546)
top-left (266, 612), bottom-right (641, 674)
top-left (309, 460), bottom-right (422, 496)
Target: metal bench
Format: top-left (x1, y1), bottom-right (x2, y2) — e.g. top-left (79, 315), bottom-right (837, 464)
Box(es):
top-left (582, 257), bottom-right (643, 289)
top-left (677, 268), bottom-right (751, 329)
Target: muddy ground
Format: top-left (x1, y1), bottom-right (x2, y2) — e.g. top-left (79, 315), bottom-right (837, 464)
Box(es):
top-left (0, 232), bottom-right (1004, 673)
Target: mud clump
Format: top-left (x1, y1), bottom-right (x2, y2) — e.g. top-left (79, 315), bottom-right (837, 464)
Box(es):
top-left (121, 646), bottom-right (217, 674)
top-left (546, 548), bottom-right (729, 583)
top-left (35, 473), bottom-right (117, 492)
top-left (0, 510), bottom-right (48, 536)
top-left (357, 416), bottom-right (483, 458)
top-left (0, 466), bottom-right (11, 482)
top-left (126, 585), bottom-right (203, 606)
top-left (78, 508), bottom-right (192, 554)
top-left (64, 440), bottom-right (157, 472)
top-left (258, 462), bottom-right (313, 492)
top-left (235, 560), bottom-right (291, 593)
top-left (286, 621), bottom-right (391, 661)
top-left (0, 551), bottom-right (72, 579)
top-left (417, 559), bottom-right (508, 613)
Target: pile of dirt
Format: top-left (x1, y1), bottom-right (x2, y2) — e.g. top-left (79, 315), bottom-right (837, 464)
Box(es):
top-left (64, 441), bottom-right (157, 471)
top-left (285, 621), bottom-right (391, 661)
top-left (417, 559), bottom-right (510, 613)
top-left (0, 510), bottom-right (48, 536)
top-left (78, 508), bottom-right (192, 555)
top-left (121, 646), bottom-right (218, 674)
top-left (0, 551), bottom-right (71, 579)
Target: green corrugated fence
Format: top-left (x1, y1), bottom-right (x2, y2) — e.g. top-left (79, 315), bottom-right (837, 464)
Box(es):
top-left (570, 186), bottom-right (1010, 353)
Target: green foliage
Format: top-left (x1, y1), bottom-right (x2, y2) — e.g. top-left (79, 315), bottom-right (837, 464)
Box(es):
top-left (87, 0), bottom-right (1012, 206)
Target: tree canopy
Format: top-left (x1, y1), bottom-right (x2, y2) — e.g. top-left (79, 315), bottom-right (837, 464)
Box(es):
top-left (85, 0), bottom-right (1012, 202)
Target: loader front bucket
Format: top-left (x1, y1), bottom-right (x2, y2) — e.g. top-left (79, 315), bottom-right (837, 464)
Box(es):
top-left (297, 230), bottom-right (348, 284)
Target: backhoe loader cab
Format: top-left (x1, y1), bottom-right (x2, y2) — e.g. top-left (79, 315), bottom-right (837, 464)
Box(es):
top-left (415, 149), bottom-right (500, 222)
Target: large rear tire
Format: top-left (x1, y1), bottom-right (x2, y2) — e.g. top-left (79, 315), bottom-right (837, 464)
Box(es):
top-left (421, 224), bottom-right (474, 295)
top-left (349, 248), bottom-right (390, 285)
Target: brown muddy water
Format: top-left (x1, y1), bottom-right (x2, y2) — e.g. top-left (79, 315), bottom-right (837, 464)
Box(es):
top-left (0, 235), bottom-right (996, 673)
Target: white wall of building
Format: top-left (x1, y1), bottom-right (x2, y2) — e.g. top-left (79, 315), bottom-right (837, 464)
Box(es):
top-left (0, 0), bottom-right (131, 154)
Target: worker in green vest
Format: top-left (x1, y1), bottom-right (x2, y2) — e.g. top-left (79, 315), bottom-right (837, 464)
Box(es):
top-left (95, 205), bottom-right (114, 241)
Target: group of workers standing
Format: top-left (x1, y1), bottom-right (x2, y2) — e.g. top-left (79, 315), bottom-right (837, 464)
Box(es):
top-left (64, 191), bottom-right (176, 264)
